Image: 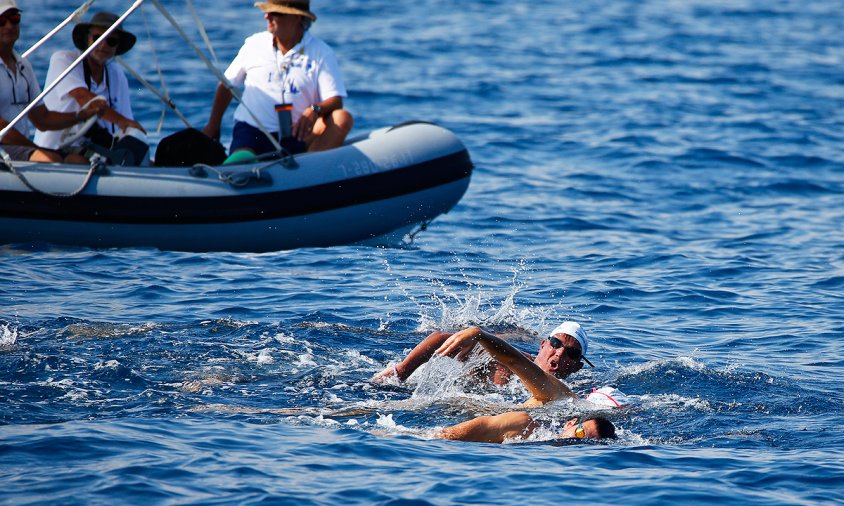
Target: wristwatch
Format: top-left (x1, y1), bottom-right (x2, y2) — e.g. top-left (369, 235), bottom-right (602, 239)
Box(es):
top-left (310, 104), bottom-right (322, 116)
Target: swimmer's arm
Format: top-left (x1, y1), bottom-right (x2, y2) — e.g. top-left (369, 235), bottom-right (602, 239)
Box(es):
top-left (373, 332), bottom-right (452, 382)
top-left (437, 327), bottom-right (575, 403)
top-left (374, 330), bottom-right (484, 382)
top-left (437, 411), bottom-right (538, 443)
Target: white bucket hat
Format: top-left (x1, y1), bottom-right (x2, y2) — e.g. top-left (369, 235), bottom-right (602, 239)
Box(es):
top-left (549, 321), bottom-right (593, 367)
top-left (0, 0), bottom-right (19, 16)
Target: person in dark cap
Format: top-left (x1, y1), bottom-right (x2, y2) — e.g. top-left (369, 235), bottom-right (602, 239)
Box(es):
top-left (0, 0), bottom-right (104, 163)
top-left (202, 0), bottom-right (353, 163)
top-left (34, 11), bottom-right (145, 154)
top-left (436, 411), bottom-right (616, 443)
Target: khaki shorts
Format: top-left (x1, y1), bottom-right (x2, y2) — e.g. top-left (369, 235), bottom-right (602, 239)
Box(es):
top-left (0, 144), bottom-right (37, 162)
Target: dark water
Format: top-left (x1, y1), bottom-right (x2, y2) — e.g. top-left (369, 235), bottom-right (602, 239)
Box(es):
top-left (3, 0), bottom-right (844, 504)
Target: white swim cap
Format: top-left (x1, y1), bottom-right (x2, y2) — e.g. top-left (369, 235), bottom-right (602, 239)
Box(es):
top-left (586, 386), bottom-right (629, 408)
top-left (549, 321), bottom-right (588, 355)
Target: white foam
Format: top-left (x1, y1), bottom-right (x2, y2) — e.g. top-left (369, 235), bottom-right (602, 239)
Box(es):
top-left (94, 360), bottom-right (120, 370)
top-left (635, 393), bottom-right (713, 412)
top-left (0, 324), bottom-right (18, 347)
top-left (256, 349), bottom-right (274, 365)
top-left (376, 413), bottom-right (398, 429)
top-left (618, 356), bottom-right (708, 376)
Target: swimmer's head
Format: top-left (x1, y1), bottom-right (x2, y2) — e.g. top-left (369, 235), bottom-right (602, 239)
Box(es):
top-left (549, 321), bottom-right (590, 358)
top-left (560, 416), bottom-right (616, 440)
top-left (538, 321), bottom-right (593, 378)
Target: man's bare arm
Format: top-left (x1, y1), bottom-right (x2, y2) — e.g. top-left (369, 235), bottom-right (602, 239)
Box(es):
top-left (437, 326), bottom-right (575, 404)
top-left (436, 411), bottom-right (537, 443)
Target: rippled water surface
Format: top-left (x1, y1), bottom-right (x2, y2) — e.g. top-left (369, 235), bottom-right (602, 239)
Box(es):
top-left (3, 0), bottom-right (844, 504)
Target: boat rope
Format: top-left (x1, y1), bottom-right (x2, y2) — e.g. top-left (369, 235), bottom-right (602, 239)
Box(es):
top-left (22, 0), bottom-right (97, 59)
top-left (139, 3), bottom-right (186, 133)
top-left (0, 147), bottom-right (14, 172)
top-left (186, 0), bottom-right (218, 66)
top-left (148, 0), bottom-right (285, 155)
top-left (190, 163), bottom-right (264, 188)
top-left (0, 154), bottom-right (107, 198)
top-left (116, 56), bottom-right (191, 130)
top-left (405, 220), bottom-right (430, 245)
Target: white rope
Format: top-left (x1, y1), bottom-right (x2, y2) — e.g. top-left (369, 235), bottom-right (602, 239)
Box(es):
top-left (186, 0), bottom-right (218, 66)
top-left (2, 156), bottom-right (106, 198)
top-left (140, 5), bottom-right (170, 133)
top-left (115, 56), bottom-right (192, 129)
top-left (22, 0), bottom-right (97, 59)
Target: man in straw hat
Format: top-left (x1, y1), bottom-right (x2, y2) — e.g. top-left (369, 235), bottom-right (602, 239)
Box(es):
top-left (0, 0), bottom-right (104, 163)
top-left (34, 11), bottom-right (145, 154)
top-left (203, 0), bottom-right (353, 162)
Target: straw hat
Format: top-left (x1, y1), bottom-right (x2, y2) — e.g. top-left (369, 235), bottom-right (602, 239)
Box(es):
top-left (254, 0), bottom-right (317, 22)
top-left (72, 12), bottom-right (137, 56)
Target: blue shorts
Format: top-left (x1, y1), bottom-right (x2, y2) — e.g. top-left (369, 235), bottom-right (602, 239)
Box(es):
top-left (230, 121), bottom-right (307, 156)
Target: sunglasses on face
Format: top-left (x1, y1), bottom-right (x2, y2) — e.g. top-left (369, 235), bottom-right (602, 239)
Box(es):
top-left (90, 33), bottom-right (119, 48)
top-left (0, 11), bottom-right (21, 27)
top-left (574, 422), bottom-right (586, 438)
top-left (547, 336), bottom-right (582, 361)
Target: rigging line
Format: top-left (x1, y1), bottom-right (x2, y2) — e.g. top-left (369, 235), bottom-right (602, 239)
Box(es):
top-left (148, 0), bottom-right (284, 153)
top-left (140, 4), bottom-right (172, 133)
top-left (22, 0), bottom-right (97, 59)
top-left (186, 0), bottom-right (218, 66)
top-left (115, 56), bottom-right (192, 129)
top-left (0, 0), bottom-right (147, 143)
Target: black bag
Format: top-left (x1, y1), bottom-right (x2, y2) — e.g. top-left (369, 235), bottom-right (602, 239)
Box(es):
top-left (85, 122), bottom-right (117, 150)
top-left (82, 126), bottom-right (149, 166)
top-left (154, 128), bottom-right (227, 167)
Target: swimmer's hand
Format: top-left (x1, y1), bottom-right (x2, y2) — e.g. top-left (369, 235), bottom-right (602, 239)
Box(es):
top-left (371, 364), bottom-right (399, 383)
top-left (436, 326), bottom-right (483, 360)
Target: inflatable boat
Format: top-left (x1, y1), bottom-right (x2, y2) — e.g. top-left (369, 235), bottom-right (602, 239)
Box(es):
top-left (0, 122), bottom-right (472, 252)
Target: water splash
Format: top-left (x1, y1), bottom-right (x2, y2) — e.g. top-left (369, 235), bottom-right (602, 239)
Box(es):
top-left (0, 324), bottom-right (17, 347)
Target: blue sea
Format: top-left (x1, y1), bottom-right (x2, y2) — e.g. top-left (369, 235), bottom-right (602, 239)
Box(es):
top-left (3, 0), bottom-right (844, 504)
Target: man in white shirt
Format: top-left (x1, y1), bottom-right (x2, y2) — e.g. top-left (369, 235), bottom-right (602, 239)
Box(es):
top-left (202, 0), bottom-right (353, 161)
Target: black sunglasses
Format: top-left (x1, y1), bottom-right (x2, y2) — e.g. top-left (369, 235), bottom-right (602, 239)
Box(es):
top-left (90, 33), bottom-right (120, 48)
top-left (0, 11), bottom-right (21, 27)
top-left (548, 336), bottom-right (595, 367)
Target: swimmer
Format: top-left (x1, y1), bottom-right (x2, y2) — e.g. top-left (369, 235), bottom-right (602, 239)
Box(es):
top-left (436, 325), bottom-right (588, 406)
top-left (373, 321), bottom-right (593, 386)
top-left (436, 411), bottom-right (616, 443)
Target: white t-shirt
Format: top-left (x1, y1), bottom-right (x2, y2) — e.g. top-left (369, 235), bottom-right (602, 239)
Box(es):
top-left (34, 50), bottom-right (134, 150)
top-left (225, 31), bottom-right (347, 132)
top-left (0, 50), bottom-right (42, 140)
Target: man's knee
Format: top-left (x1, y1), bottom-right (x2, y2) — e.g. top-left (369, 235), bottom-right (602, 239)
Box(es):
top-left (29, 149), bottom-right (63, 163)
top-left (329, 109), bottom-right (353, 134)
